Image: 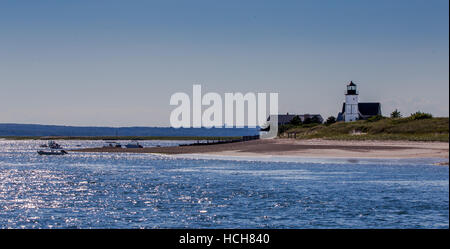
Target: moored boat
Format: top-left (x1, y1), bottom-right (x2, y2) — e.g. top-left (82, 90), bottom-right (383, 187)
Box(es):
top-left (37, 150), bottom-right (68, 155)
top-left (125, 141), bottom-right (143, 148)
top-left (39, 140), bottom-right (62, 149)
top-left (103, 141), bottom-right (122, 148)
top-left (48, 140), bottom-right (62, 149)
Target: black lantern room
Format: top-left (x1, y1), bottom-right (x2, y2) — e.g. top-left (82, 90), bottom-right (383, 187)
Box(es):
top-left (346, 81), bottom-right (358, 95)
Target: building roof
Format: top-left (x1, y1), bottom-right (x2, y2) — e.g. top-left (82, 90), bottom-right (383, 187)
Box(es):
top-left (269, 114), bottom-right (297, 124)
top-left (341, 102), bottom-right (381, 117)
top-left (348, 81), bottom-right (356, 86)
top-left (358, 103), bottom-right (381, 116)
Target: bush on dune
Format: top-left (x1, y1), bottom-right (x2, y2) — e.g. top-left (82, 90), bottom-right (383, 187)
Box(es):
top-left (409, 111), bottom-right (433, 120)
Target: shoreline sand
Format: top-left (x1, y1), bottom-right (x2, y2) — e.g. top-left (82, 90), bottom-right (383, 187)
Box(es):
top-left (72, 139), bottom-right (449, 160)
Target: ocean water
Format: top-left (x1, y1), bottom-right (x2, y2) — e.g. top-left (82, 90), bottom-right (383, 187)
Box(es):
top-left (0, 140), bottom-right (448, 229)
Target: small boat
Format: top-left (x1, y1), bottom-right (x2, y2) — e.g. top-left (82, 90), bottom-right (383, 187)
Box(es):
top-left (103, 141), bottom-right (122, 148)
top-left (48, 140), bottom-right (62, 149)
top-left (125, 141), bottom-right (143, 148)
top-left (40, 140), bottom-right (62, 149)
top-left (37, 150), bottom-right (68, 155)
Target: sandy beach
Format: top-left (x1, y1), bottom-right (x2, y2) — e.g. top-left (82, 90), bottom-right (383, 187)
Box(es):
top-left (72, 139), bottom-right (449, 160)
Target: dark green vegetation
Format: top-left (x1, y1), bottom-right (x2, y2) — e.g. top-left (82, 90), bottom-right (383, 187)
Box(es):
top-left (390, 109), bottom-right (402, 118)
top-left (0, 136), bottom-right (242, 141)
top-left (409, 111), bottom-right (433, 120)
top-left (280, 117), bottom-right (449, 142)
top-left (325, 116), bottom-right (337, 125)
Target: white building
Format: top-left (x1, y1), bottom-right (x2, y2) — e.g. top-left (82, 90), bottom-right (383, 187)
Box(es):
top-left (337, 81), bottom-right (382, 122)
top-left (344, 81), bottom-right (359, 122)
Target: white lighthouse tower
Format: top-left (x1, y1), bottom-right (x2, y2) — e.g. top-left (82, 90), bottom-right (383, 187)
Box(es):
top-left (344, 81), bottom-right (359, 122)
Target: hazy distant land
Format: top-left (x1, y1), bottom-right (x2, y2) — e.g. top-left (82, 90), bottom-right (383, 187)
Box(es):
top-left (0, 123), bottom-right (259, 139)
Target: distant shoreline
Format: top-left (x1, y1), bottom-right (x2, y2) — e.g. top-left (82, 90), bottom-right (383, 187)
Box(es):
top-left (0, 136), bottom-right (242, 141)
top-left (71, 139), bottom-right (449, 160)
top-left (0, 123), bottom-right (259, 138)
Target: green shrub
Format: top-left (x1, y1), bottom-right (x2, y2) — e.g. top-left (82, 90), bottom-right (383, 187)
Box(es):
top-left (325, 116), bottom-right (336, 125)
top-left (390, 109), bottom-right (402, 118)
top-left (409, 111), bottom-right (433, 120)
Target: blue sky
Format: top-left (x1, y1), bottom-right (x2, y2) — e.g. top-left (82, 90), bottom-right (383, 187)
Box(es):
top-left (0, 0), bottom-right (448, 126)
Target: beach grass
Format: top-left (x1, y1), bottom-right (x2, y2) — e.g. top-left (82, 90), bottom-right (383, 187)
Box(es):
top-left (281, 117), bottom-right (449, 142)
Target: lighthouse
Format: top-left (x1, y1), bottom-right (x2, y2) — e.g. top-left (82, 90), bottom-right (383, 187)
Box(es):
top-left (337, 81), bottom-right (382, 122)
top-left (344, 81), bottom-right (359, 122)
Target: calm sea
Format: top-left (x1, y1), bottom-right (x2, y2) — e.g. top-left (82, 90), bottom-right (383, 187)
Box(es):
top-left (0, 140), bottom-right (448, 228)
